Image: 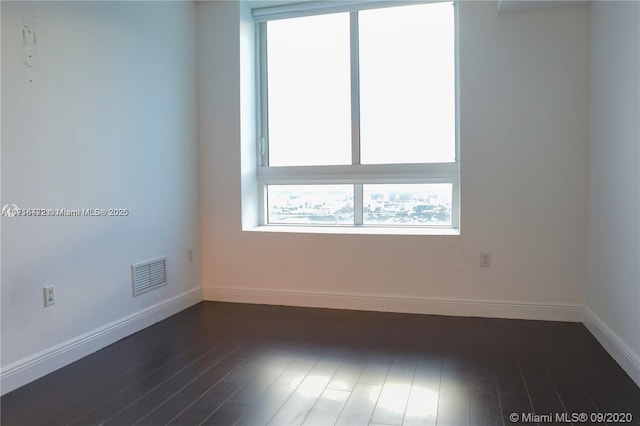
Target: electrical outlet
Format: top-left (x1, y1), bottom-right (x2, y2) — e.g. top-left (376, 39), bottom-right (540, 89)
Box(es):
top-left (44, 285), bottom-right (55, 307)
top-left (480, 253), bottom-right (491, 268)
top-left (188, 249), bottom-right (193, 263)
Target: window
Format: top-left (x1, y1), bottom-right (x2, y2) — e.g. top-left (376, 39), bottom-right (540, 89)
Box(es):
top-left (254, 1), bottom-right (458, 231)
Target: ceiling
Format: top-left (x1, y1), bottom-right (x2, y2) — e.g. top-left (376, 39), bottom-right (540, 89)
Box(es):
top-left (497, 0), bottom-right (590, 14)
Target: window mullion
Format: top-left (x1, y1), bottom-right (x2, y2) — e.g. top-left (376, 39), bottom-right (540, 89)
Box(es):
top-left (259, 22), bottom-right (269, 167)
top-left (349, 11), bottom-right (361, 166)
top-left (451, 178), bottom-right (460, 230)
top-left (354, 184), bottom-right (363, 225)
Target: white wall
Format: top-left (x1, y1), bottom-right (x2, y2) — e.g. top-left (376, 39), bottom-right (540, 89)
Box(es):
top-left (585, 0), bottom-right (640, 385)
top-left (199, 1), bottom-right (589, 321)
top-left (1, 1), bottom-right (200, 393)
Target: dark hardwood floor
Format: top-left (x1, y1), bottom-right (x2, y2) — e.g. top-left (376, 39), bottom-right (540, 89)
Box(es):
top-left (2, 302), bottom-right (639, 426)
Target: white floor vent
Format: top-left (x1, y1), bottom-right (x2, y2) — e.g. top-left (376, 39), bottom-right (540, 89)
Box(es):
top-left (132, 257), bottom-right (167, 296)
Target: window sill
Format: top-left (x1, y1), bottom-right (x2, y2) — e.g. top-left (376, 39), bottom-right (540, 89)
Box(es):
top-left (244, 225), bottom-right (460, 236)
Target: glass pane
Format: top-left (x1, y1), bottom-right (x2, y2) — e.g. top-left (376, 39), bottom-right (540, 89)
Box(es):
top-left (359, 3), bottom-right (455, 164)
top-left (267, 14), bottom-right (351, 166)
top-left (363, 183), bottom-right (453, 226)
top-left (267, 185), bottom-right (354, 225)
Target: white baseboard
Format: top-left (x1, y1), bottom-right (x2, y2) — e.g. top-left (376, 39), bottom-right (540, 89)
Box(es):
top-left (203, 286), bottom-right (583, 322)
top-left (0, 287), bottom-right (203, 396)
top-left (583, 306), bottom-right (640, 387)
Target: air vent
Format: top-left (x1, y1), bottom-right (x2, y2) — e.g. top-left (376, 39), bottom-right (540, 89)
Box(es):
top-left (132, 257), bottom-right (167, 297)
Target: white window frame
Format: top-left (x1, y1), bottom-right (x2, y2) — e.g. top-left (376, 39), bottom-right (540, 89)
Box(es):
top-left (253, 0), bottom-right (460, 231)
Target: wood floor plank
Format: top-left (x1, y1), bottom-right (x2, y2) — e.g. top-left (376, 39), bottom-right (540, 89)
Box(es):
top-left (335, 383), bottom-right (382, 426)
top-left (102, 340), bottom-right (245, 426)
top-left (59, 326), bottom-right (230, 425)
top-left (513, 323), bottom-right (566, 425)
top-left (4, 305), bottom-right (208, 426)
top-left (136, 351), bottom-right (250, 425)
top-left (233, 350), bottom-right (322, 426)
top-left (201, 401), bottom-right (251, 426)
top-left (302, 388), bottom-right (351, 426)
top-left (357, 351), bottom-right (393, 386)
top-left (2, 302), bottom-right (638, 426)
top-left (465, 319), bottom-right (503, 426)
top-left (67, 337), bottom-right (232, 426)
top-left (167, 348), bottom-right (275, 426)
top-left (469, 375), bottom-right (503, 426)
top-left (326, 349), bottom-right (368, 392)
top-left (170, 381), bottom-right (242, 426)
top-left (369, 353), bottom-right (417, 426)
top-left (267, 351), bottom-right (345, 425)
top-left (200, 349), bottom-right (301, 426)
top-left (489, 322), bottom-right (535, 425)
top-left (436, 365), bottom-right (470, 426)
top-left (548, 322), bottom-right (640, 425)
top-left (403, 355), bottom-right (442, 426)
